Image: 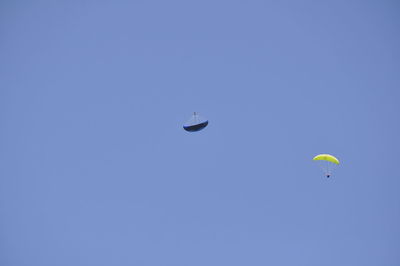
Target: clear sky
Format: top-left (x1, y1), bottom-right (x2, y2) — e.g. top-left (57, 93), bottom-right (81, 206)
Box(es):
top-left (1, 1), bottom-right (399, 265)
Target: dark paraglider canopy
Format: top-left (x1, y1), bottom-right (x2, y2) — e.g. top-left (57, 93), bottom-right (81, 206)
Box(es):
top-left (183, 112), bottom-right (208, 132)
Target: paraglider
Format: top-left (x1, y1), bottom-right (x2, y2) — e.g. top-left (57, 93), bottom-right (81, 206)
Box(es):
top-left (183, 112), bottom-right (208, 132)
top-left (313, 154), bottom-right (340, 178)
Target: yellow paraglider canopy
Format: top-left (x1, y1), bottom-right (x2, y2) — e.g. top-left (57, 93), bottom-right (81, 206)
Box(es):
top-left (313, 154), bottom-right (340, 165)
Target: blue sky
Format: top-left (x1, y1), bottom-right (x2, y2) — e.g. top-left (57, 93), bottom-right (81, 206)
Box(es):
top-left (1, 1), bottom-right (399, 265)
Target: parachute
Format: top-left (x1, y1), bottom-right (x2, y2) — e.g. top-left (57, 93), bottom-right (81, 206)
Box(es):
top-left (313, 154), bottom-right (340, 178)
top-left (183, 112), bottom-right (208, 132)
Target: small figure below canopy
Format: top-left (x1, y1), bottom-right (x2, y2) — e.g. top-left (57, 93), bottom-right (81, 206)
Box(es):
top-left (183, 112), bottom-right (208, 132)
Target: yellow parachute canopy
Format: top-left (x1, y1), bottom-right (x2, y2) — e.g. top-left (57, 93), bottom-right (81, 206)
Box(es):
top-left (313, 154), bottom-right (340, 165)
